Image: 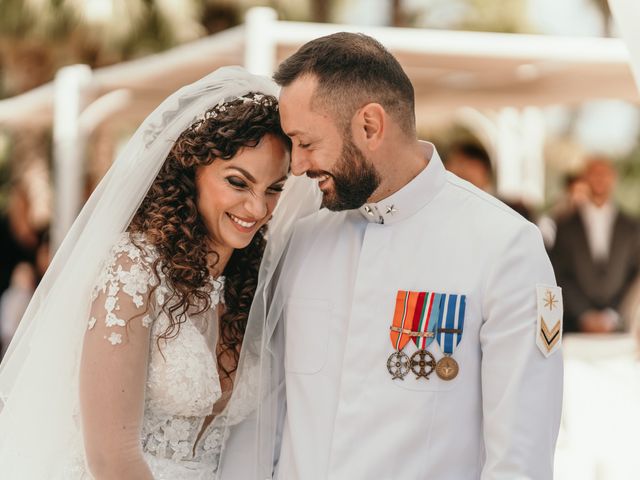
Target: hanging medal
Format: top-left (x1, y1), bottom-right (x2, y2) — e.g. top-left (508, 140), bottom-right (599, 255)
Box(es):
top-left (387, 290), bottom-right (420, 380)
top-left (409, 292), bottom-right (439, 380)
top-left (434, 294), bottom-right (466, 381)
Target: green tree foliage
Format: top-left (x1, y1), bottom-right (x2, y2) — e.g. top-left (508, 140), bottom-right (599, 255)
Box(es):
top-left (0, 0), bottom-right (243, 98)
top-left (459, 0), bottom-right (529, 33)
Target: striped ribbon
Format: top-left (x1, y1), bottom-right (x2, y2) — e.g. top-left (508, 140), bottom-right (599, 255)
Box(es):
top-left (391, 291), bottom-right (466, 354)
top-left (390, 290), bottom-right (420, 351)
top-left (435, 294), bottom-right (466, 355)
top-left (411, 292), bottom-right (440, 350)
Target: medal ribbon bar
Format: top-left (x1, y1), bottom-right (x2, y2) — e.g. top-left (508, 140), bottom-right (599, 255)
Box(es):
top-left (412, 292), bottom-right (439, 350)
top-left (390, 290), bottom-right (421, 351)
top-left (435, 294), bottom-right (466, 355)
top-left (389, 326), bottom-right (435, 337)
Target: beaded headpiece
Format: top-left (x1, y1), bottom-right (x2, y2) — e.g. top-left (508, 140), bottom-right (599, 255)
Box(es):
top-left (209, 92), bottom-right (278, 118)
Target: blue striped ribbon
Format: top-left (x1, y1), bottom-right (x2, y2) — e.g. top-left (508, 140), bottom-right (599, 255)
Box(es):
top-left (435, 294), bottom-right (466, 355)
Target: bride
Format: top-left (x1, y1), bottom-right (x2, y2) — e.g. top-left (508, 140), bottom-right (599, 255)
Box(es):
top-left (0, 67), bottom-right (318, 479)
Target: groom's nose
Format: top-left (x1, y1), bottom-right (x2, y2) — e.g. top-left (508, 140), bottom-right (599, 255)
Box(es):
top-left (290, 148), bottom-right (311, 176)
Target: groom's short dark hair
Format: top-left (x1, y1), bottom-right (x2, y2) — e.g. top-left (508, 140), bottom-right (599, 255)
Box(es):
top-left (274, 32), bottom-right (416, 135)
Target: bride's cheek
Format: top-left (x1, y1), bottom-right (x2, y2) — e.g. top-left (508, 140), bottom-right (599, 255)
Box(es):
top-left (269, 195), bottom-right (281, 212)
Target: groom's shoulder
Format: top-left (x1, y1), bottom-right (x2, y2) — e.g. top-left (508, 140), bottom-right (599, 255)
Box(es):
top-left (445, 172), bottom-right (531, 229)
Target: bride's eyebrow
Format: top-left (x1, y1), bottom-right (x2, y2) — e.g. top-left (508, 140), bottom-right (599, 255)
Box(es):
top-left (226, 166), bottom-right (256, 183)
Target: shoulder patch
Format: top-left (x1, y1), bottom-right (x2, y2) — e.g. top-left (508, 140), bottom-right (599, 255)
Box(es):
top-left (536, 285), bottom-right (563, 357)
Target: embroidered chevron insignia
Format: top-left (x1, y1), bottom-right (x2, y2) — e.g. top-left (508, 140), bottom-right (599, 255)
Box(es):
top-left (536, 285), bottom-right (562, 357)
top-left (539, 316), bottom-right (561, 352)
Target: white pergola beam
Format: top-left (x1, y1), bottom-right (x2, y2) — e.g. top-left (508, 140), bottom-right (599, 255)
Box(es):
top-left (0, 16), bottom-right (637, 131)
top-left (270, 20), bottom-right (629, 64)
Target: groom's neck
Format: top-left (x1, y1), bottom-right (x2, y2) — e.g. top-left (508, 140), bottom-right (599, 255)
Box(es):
top-left (368, 138), bottom-right (427, 203)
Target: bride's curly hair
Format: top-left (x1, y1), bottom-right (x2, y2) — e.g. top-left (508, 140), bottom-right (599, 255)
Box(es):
top-left (128, 92), bottom-right (290, 378)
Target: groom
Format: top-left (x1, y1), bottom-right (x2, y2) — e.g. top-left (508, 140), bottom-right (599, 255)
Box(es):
top-left (273, 32), bottom-right (562, 479)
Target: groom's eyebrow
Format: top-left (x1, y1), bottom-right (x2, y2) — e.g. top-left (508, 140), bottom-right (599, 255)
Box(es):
top-left (286, 130), bottom-right (301, 137)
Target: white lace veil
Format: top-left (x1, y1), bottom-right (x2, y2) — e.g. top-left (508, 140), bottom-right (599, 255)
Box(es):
top-left (0, 65), bottom-right (320, 478)
top-left (216, 170), bottom-right (319, 478)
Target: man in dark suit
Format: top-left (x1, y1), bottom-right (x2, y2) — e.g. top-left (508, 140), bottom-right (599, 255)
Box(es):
top-left (551, 156), bottom-right (640, 333)
top-left (0, 184), bottom-right (39, 356)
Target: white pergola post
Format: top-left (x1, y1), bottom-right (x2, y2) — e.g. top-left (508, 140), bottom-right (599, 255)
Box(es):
top-left (520, 107), bottom-right (546, 205)
top-left (495, 107), bottom-right (524, 200)
top-left (495, 107), bottom-right (546, 206)
top-left (244, 7), bottom-right (278, 76)
top-left (52, 64), bottom-right (92, 251)
top-left (454, 107), bottom-right (499, 158)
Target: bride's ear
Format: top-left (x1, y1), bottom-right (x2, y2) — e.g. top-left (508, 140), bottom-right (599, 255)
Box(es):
top-left (354, 103), bottom-right (385, 151)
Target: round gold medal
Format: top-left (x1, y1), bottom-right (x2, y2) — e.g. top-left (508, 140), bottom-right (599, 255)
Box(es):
top-left (435, 356), bottom-right (459, 381)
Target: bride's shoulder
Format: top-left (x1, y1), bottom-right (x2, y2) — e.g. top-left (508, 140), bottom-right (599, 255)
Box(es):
top-left (89, 232), bottom-right (161, 341)
top-left (109, 231), bottom-right (158, 266)
top-left (92, 232), bottom-right (159, 292)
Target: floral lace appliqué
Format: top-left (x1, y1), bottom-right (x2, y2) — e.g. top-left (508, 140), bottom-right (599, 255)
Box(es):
top-left (90, 234), bottom-right (156, 342)
top-left (85, 233), bottom-right (251, 478)
top-left (107, 332), bottom-right (122, 345)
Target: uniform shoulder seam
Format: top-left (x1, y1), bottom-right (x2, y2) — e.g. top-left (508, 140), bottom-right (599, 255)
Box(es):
top-left (446, 175), bottom-right (526, 223)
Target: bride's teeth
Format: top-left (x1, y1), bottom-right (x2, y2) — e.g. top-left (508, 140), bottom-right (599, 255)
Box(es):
top-left (230, 214), bottom-right (256, 228)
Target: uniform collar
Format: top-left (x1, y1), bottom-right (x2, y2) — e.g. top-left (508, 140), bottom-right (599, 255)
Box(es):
top-left (357, 141), bottom-right (446, 225)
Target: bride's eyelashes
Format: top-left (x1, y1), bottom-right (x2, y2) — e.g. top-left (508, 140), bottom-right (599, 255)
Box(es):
top-left (268, 183), bottom-right (285, 194)
top-left (225, 176), bottom-right (285, 195)
top-left (226, 176), bottom-right (248, 189)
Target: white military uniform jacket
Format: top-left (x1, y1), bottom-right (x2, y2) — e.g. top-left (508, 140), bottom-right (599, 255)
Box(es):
top-left (276, 143), bottom-right (563, 480)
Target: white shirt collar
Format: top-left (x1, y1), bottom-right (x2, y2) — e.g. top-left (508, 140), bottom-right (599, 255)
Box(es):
top-left (579, 200), bottom-right (617, 262)
top-left (357, 141), bottom-right (446, 225)
top-left (581, 200), bottom-right (616, 217)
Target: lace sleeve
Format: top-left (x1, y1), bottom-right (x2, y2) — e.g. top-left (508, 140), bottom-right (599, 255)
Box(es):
top-left (79, 238), bottom-right (156, 479)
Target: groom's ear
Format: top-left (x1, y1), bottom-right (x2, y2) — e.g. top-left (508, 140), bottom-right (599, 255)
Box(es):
top-left (356, 103), bottom-right (385, 150)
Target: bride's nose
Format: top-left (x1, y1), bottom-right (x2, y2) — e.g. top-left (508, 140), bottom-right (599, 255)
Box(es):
top-left (244, 193), bottom-right (268, 220)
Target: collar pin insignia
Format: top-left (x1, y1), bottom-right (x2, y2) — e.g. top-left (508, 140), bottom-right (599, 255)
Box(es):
top-left (386, 205), bottom-right (398, 215)
top-left (364, 205), bottom-right (375, 216)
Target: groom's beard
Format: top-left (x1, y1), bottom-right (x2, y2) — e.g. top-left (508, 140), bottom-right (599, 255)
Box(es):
top-left (318, 136), bottom-right (381, 212)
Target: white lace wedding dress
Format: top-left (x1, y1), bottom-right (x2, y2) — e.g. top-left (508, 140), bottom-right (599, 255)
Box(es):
top-left (63, 233), bottom-right (256, 479)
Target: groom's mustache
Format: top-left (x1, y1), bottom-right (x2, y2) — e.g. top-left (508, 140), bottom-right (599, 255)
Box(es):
top-left (306, 170), bottom-right (333, 180)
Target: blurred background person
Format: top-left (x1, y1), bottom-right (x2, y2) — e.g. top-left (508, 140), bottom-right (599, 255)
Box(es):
top-left (0, 262), bottom-right (35, 357)
top-left (554, 174), bottom-right (591, 222)
top-left (538, 173), bottom-right (591, 249)
top-left (0, 229), bottom-right (49, 359)
top-left (445, 141), bottom-right (494, 193)
top-left (550, 156), bottom-right (640, 333)
top-left (0, 182), bottom-right (40, 355)
top-left (445, 141), bottom-right (534, 221)
top-left (0, 183), bottom-right (38, 291)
